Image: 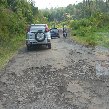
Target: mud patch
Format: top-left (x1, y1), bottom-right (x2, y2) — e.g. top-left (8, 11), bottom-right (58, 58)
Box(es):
top-left (0, 64), bottom-right (95, 109)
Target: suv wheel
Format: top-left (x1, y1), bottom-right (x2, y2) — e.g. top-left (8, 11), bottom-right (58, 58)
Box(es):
top-left (58, 36), bottom-right (60, 38)
top-left (27, 45), bottom-right (31, 50)
top-left (48, 43), bottom-right (51, 49)
top-left (35, 32), bottom-right (45, 42)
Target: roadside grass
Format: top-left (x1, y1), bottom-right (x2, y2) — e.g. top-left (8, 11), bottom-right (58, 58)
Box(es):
top-left (95, 32), bottom-right (109, 47)
top-left (70, 19), bottom-right (109, 47)
top-left (0, 35), bottom-right (25, 69)
top-left (69, 13), bottom-right (109, 48)
top-left (71, 30), bottom-right (109, 47)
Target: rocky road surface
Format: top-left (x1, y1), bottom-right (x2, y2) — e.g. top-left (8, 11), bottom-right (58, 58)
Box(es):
top-left (0, 32), bottom-right (109, 109)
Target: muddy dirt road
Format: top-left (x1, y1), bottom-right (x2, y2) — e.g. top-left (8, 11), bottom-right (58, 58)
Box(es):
top-left (0, 33), bottom-right (109, 109)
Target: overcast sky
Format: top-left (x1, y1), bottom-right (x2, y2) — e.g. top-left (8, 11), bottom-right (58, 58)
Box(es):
top-left (34, 0), bottom-right (83, 9)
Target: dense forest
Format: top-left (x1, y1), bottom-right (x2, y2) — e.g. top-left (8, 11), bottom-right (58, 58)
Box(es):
top-left (0, 0), bottom-right (109, 68)
top-left (42, 0), bottom-right (109, 21)
top-left (0, 0), bottom-right (48, 43)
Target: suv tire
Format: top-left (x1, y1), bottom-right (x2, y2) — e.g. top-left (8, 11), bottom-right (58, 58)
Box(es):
top-left (58, 35), bottom-right (60, 38)
top-left (35, 32), bottom-right (45, 42)
top-left (27, 45), bottom-right (31, 51)
top-left (48, 43), bottom-right (51, 49)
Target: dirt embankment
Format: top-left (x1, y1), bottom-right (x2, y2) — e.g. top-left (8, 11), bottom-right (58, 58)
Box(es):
top-left (0, 32), bottom-right (109, 109)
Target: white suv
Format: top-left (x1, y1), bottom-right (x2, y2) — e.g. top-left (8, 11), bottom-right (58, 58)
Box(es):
top-left (26, 24), bottom-right (51, 50)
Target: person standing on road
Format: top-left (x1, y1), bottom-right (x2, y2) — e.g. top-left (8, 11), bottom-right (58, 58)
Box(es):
top-left (63, 24), bottom-right (67, 38)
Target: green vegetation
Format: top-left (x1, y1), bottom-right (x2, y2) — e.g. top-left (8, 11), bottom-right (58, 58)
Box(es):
top-left (70, 13), bottom-right (109, 47)
top-left (0, 35), bottom-right (24, 68)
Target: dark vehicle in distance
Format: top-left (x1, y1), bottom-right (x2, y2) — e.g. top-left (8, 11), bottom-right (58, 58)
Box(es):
top-left (50, 28), bottom-right (60, 39)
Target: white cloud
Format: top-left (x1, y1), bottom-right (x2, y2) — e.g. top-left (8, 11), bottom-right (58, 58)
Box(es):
top-left (34, 0), bottom-right (83, 9)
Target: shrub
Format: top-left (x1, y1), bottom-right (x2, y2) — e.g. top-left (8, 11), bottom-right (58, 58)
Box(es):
top-left (69, 13), bottom-right (109, 46)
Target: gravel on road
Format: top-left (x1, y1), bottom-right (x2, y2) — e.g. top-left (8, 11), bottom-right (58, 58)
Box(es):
top-left (0, 33), bottom-right (109, 109)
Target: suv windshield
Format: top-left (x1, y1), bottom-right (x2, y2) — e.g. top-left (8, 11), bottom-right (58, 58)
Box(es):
top-left (30, 26), bottom-right (45, 32)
